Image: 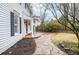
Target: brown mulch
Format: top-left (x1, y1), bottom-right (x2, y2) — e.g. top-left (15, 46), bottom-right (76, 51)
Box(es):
top-left (1, 38), bottom-right (36, 55)
top-left (57, 44), bottom-right (79, 55)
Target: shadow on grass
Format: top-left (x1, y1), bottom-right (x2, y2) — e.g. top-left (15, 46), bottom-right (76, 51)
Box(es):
top-left (57, 42), bottom-right (79, 55)
top-left (1, 38), bottom-right (36, 55)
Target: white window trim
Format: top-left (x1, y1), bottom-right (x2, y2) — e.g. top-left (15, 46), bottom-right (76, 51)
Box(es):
top-left (13, 10), bottom-right (20, 36)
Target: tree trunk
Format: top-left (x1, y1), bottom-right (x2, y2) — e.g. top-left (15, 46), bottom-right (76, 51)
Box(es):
top-left (64, 19), bottom-right (67, 31)
top-left (75, 32), bottom-right (79, 47)
top-left (63, 4), bottom-right (68, 31)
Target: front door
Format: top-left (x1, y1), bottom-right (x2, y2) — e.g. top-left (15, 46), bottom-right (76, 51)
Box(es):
top-left (24, 20), bottom-right (28, 33)
top-left (26, 23), bottom-right (28, 33)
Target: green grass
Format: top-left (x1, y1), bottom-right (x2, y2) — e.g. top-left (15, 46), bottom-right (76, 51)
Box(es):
top-left (67, 43), bottom-right (79, 52)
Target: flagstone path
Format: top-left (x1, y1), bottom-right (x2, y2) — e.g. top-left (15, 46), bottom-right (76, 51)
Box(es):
top-left (33, 33), bottom-right (67, 55)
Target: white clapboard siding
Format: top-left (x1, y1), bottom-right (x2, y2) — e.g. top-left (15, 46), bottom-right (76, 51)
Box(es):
top-left (0, 3), bottom-right (11, 54)
top-left (0, 3), bottom-right (26, 54)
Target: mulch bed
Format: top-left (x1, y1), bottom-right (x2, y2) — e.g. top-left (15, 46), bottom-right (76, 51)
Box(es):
top-left (1, 38), bottom-right (36, 55)
top-left (57, 44), bottom-right (79, 55)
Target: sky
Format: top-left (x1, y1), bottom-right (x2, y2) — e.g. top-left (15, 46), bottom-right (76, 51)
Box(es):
top-left (32, 3), bottom-right (62, 21)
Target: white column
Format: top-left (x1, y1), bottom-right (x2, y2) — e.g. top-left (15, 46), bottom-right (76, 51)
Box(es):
top-left (31, 19), bottom-right (34, 37)
top-left (34, 25), bottom-right (36, 34)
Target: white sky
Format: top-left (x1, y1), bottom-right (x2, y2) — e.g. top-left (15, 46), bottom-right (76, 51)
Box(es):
top-left (32, 3), bottom-right (62, 21)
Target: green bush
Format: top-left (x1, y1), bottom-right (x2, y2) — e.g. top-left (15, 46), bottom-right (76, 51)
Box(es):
top-left (52, 22), bottom-right (64, 32)
top-left (36, 23), bottom-right (45, 32)
top-left (36, 22), bottom-right (64, 32)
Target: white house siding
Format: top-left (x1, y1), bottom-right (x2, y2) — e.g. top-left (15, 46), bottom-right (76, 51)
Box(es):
top-left (0, 3), bottom-right (27, 54)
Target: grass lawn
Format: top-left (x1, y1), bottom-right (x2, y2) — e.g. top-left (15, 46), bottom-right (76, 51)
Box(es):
top-left (52, 33), bottom-right (79, 52)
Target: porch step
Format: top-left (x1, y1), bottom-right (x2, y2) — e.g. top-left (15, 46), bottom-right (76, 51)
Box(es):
top-left (24, 34), bottom-right (41, 39)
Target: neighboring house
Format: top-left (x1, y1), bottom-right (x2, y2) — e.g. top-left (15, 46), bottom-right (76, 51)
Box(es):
top-left (33, 16), bottom-right (41, 26)
top-left (32, 16), bottom-right (41, 34)
top-left (0, 3), bottom-right (34, 54)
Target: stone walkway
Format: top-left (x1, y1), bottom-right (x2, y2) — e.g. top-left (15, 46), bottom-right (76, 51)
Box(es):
top-left (33, 33), bottom-right (67, 55)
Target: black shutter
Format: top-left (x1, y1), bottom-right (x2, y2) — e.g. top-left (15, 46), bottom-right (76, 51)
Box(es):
top-left (19, 17), bottom-right (22, 33)
top-left (10, 12), bottom-right (14, 36)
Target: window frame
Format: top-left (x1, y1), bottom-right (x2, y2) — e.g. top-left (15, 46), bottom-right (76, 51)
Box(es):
top-left (13, 10), bottom-right (20, 36)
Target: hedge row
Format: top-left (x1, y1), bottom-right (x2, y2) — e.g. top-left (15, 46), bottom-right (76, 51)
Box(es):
top-left (36, 22), bottom-right (64, 32)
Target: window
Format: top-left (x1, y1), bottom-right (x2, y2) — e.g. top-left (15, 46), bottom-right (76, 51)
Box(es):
top-left (19, 3), bottom-right (22, 5)
top-left (19, 17), bottom-right (22, 33)
top-left (14, 14), bottom-right (19, 35)
top-left (33, 19), bottom-right (36, 23)
top-left (10, 10), bottom-right (20, 36)
top-left (25, 3), bottom-right (27, 9)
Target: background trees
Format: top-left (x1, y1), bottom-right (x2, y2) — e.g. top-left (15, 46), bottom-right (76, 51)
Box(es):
top-left (39, 4), bottom-right (49, 24)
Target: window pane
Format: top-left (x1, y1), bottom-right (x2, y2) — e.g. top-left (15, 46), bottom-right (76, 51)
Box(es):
top-left (14, 14), bottom-right (18, 34)
top-left (14, 26), bottom-right (18, 33)
top-left (14, 15), bottom-right (18, 24)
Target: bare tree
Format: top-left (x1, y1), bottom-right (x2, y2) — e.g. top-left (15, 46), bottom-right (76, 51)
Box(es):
top-left (25, 3), bottom-right (33, 17)
top-left (39, 4), bottom-right (49, 24)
